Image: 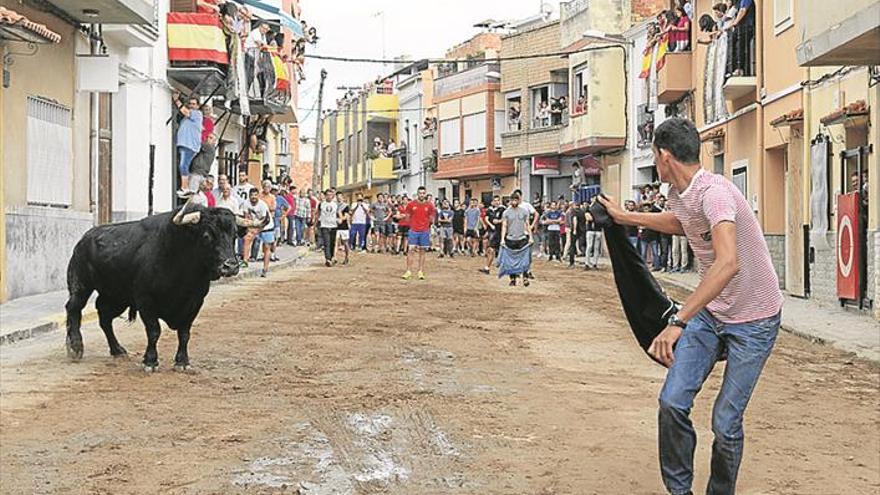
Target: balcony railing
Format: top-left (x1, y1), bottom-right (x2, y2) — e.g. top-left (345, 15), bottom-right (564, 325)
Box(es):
top-left (434, 63), bottom-right (500, 99)
top-left (657, 52), bottom-right (692, 104)
top-left (166, 11), bottom-right (293, 118)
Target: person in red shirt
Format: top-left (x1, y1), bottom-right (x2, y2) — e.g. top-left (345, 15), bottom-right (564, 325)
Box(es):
top-left (395, 196), bottom-right (411, 254)
top-left (201, 103), bottom-right (215, 144)
top-left (402, 186), bottom-right (436, 280)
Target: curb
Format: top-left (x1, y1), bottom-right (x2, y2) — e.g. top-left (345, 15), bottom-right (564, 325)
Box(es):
top-left (0, 249), bottom-right (312, 347)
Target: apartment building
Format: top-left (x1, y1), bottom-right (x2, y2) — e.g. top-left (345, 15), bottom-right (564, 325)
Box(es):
top-left (434, 32), bottom-right (513, 204)
top-left (796, 0), bottom-right (879, 319)
top-left (1, 0), bottom-right (167, 301)
top-left (392, 60), bottom-right (441, 198)
top-left (320, 80), bottom-right (398, 199)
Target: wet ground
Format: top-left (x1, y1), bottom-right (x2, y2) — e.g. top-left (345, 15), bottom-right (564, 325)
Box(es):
top-left (1, 251), bottom-right (878, 494)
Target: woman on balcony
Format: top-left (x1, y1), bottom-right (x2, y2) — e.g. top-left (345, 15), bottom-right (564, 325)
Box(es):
top-left (669, 6), bottom-right (691, 52)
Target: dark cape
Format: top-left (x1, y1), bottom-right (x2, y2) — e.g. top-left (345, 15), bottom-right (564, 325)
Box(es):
top-left (589, 199), bottom-right (679, 365)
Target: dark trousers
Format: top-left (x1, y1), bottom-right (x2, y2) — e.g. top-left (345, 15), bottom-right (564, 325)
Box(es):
top-left (568, 231), bottom-right (585, 265)
top-left (729, 22), bottom-right (755, 76)
top-left (319, 227), bottom-right (336, 261)
top-left (547, 231), bottom-right (561, 260)
top-left (659, 234), bottom-right (671, 270)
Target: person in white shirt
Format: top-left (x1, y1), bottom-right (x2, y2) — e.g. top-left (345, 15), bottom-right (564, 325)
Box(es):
top-left (241, 188), bottom-right (274, 276)
top-left (215, 179), bottom-right (242, 215)
top-left (233, 171), bottom-right (255, 204)
top-left (512, 189), bottom-right (538, 280)
top-left (317, 189), bottom-right (339, 267)
top-left (244, 21), bottom-right (270, 95)
top-left (349, 194), bottom-right (370, 251)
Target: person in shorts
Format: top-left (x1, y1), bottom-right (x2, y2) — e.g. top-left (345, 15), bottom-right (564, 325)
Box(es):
top-left (402, 186), bottom-right (437, 280)
top-left (370, 193), bottom-right (392, 253)
top-left (480, 195), bottom-right (505, 274)
top-left (336, 196), bottom-right (351, 265)
top-left (395, 196), bottom-right (411, 254)
top-left (452, 198), bottom-right (466, 254)
top-left (241, 188), bottom-right (274, 277)
top-left (437, 199), bottom-right (455, 258)
top-left (464, 198), bottom-right (481, 256)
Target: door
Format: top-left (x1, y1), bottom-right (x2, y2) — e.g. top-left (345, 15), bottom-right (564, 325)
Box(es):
top-left (97, 93), bottom-right (112, 225)
top-left (837, 147), bottom-right (869, 307)
top-left (785, 138), bottom-right (806, 297)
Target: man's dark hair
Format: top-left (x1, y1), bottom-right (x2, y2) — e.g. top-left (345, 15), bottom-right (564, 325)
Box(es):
top-left (323, 188), bottom-right (331, 194)
top-left (513, 189), bottom-right (523, 197)
top-left (653, 117), bottom-right (701, 164)
top-left (417, 186), bottom-right (426, 192)
top-left (511, 192), bottom-right (521, 200)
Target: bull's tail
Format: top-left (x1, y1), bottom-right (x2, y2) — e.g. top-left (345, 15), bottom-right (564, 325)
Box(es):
top-left (127, 307), bottom-right (137, 322)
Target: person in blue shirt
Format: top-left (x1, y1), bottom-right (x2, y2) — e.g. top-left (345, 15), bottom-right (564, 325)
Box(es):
top-left (173, 93), bottom-right (203, 196)
top-left (271, 185), bottom-right (290, 262)
top-left (437, 200), bottom-right (455, 258)
top-left (464, 198), bottom-right (481, 256)
top-left (541, 201), bottom-right (564, 261)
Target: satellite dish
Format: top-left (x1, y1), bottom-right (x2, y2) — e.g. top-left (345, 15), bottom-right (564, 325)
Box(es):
top-left (540, 2), bottom-right (554, 18)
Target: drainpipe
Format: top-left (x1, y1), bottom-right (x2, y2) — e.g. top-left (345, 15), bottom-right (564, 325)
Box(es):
top-left (88, 24), bottom-right (99, 223)
top-left (755, 10), bottom-right (765, 226)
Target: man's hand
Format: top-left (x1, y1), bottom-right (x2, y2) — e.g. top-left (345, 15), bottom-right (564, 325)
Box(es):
top-left (597, 195), bottom-right (628, 224)
top-left (648, 325), bottom-right (682, 368)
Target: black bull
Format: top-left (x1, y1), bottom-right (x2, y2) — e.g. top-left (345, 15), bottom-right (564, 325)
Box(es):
top-left (65, 203), bottom-right (265, 371)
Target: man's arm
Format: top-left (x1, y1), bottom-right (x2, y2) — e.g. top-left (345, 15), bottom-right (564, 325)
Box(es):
top-left (598, 196), bottom-right (685, 235)
top-left (728, 3), bottom-right (748, 29)
top-left (500, 217), bottom-right (507, 241)
top-left (648, 221), bottom-right (739, 366)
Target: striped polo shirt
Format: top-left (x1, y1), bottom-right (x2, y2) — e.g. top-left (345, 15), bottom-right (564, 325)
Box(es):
top-left (667, 168), bottom-right (783, 323)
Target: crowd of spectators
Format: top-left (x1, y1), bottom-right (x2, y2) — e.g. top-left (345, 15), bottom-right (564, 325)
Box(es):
top-left (623, 184), bottom-right (694, 273)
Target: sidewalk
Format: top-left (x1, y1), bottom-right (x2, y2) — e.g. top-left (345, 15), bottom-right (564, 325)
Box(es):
top-left (656, 271), bottom-right (880, 363)
top-left (0, 244), bottom-right (311, 346)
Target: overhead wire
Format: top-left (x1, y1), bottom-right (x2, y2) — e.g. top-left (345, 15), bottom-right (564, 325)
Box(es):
top-left (303, 44), bottom-right (621, 65)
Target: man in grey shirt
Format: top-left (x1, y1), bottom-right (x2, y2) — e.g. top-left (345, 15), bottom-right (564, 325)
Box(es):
top-left (500, 193), bottom-right (533, 286)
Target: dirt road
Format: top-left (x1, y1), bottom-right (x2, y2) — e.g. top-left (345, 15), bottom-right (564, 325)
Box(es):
top-left (1, 252), bottom-right (878, 494)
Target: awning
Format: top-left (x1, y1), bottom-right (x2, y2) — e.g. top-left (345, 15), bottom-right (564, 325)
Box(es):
top-left (236, 0), bottom-right (303, 38)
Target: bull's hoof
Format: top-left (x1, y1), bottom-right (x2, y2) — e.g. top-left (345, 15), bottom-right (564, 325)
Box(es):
top-left (66, 339), bottom-right (84, 361)
top-left (142, 364), bottom-right (158, 373)
top-left (173, 363), bottom-right (192, 372)
top-left (110, 346), bottom-right (128, 358)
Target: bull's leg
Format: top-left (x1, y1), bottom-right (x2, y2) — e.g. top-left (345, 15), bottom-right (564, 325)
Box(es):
top-left (173, 325), bottom-right (192, 371)
top-left (65, 289), bottom-right (92, 361)
top-left (140, 313), bottom-right (162, 373)
top-left (95, 296), bottom-right (127, 357)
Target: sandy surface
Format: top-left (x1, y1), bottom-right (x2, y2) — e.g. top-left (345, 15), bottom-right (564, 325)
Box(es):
top-left (1, 251), bottom-right (878, 494)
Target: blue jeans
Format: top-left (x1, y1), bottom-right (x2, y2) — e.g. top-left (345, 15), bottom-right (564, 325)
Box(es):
top-left (350, 223), bottom-right (367, 249)
top-left (178, 146), bottom-right (197, 176)
top-left (294, 216), bottom-right (306, 244)
top-left (628, 236), bottom-right (639, 249)
top-left (658, 310), bottom-right (781, 495)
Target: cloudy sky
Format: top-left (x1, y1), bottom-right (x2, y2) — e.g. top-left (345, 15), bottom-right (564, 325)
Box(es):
top-left (297, 0), bottom-right (555, 139)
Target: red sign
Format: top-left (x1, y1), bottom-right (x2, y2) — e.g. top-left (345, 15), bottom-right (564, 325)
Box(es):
top-left (836, 193), bottom-right (861, 301)
top-left (582, 155), bottom-right (602, 176)
top-left (533, 156), bottom-right (559, 171)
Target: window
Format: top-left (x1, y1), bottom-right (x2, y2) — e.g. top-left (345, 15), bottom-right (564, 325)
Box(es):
top-left (530, 85), bottom-right (550, 128)
top-left (714, 154), bottom-right (725, 175)
top-left (732, 165), bottom-right (747, 196)
top-left (27, 97), bottom-right (72, 207)
top-left (572, 64), bottom-right (588, 116)
top-left (505, 91), bottom-right (522, 131)
top-left (439, 118), bottom-right (461, 156)
top-left (549, 82), bottom-right (569, 125)
top-left (463, 112), bottom-right (486, 152)
top-left (494, 110), bottom-right (505, 149)
top-left (773, 0), bottom-right (793, 34)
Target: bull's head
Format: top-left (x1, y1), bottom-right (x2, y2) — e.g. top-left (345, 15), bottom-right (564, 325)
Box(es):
top-left (172, 201), bottom-right (241, 279)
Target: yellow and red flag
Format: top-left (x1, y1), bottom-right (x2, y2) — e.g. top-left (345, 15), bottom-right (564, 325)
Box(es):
top-left (268, 47), bottom-right (290, 92)
top-left (655, 33), bottom-right (669, 72)
top-left (639, 46), bottom-right (653, 79)
top-left (167, 13), bottom-right (228, 65)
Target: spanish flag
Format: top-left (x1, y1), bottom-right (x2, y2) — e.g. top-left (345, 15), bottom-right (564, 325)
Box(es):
top-left (655, 33), bottom-right (669, 72)
top-left (167, 13), bottom-right (228, 65)
top-left (639, 46), bottom-right (653, 79)
top-left (268, 47), bottom-right (290, 92)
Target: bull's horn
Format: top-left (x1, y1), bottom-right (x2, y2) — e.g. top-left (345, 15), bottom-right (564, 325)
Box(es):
top-left (175, 211), bottom-right (202, 225)
top-left (172, 198), bottom-right (202, 225)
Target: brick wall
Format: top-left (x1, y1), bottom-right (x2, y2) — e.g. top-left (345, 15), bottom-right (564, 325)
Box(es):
top-left (446, 32), bottom-right (502, 59)
top-left (765, 234), bottom-right (785, 289)
top-left (808, 229), bottom-right (878, 320)
top-left (632, 0), bottom-right (673, 23)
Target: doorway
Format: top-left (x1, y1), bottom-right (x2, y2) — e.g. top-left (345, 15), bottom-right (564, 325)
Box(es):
top-left (98, 93), bottom-right (112, 224)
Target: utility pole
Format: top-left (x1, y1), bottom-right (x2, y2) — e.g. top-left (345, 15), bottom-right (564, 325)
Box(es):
top-left (311, 69), bottom-right (327, 190)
